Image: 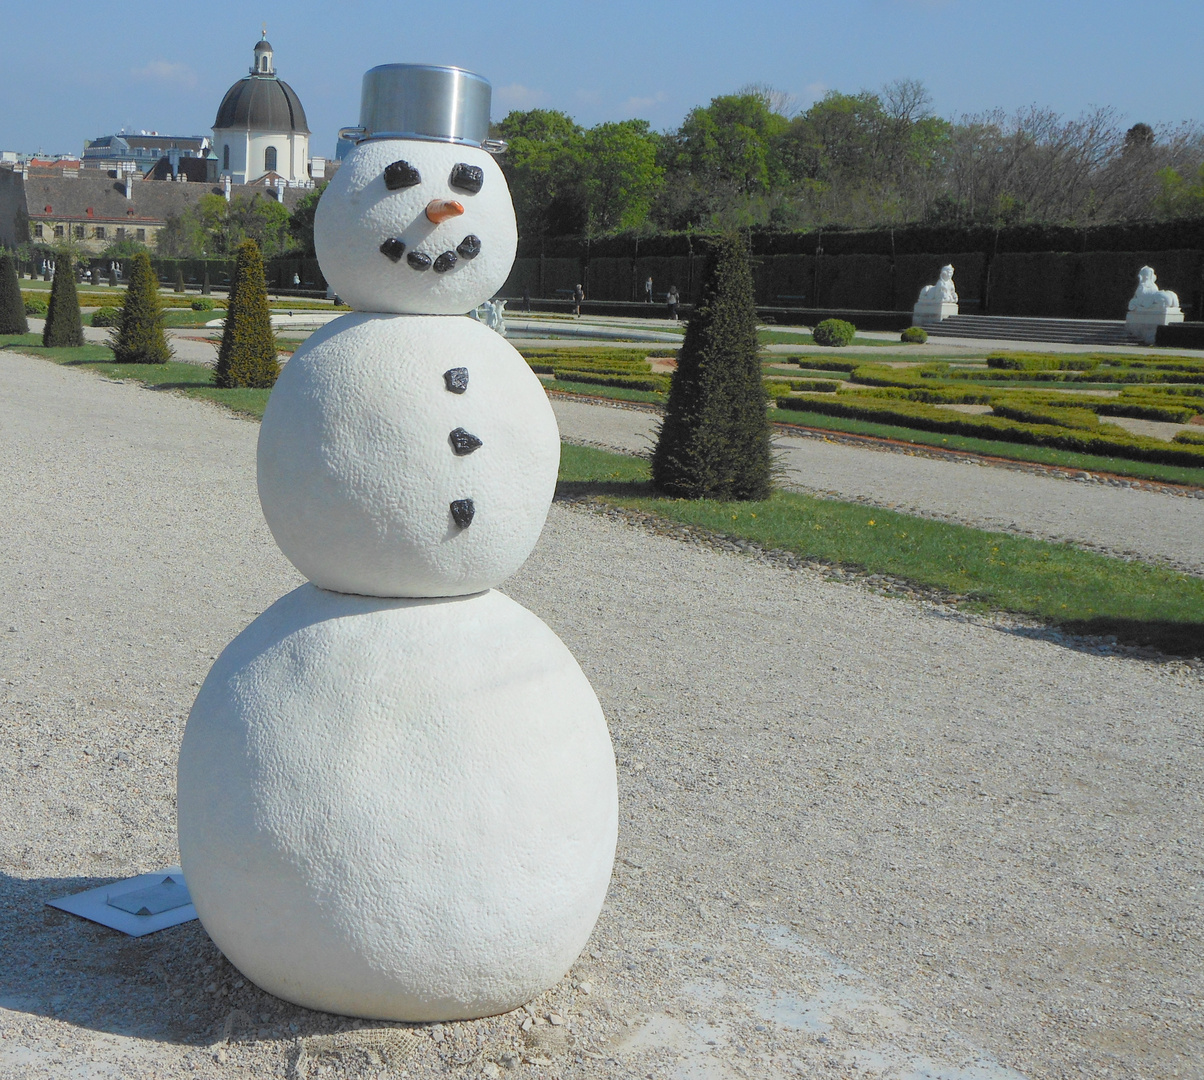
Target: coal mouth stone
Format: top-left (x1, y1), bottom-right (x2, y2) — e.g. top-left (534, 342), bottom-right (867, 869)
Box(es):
top-left (457, 235), bottom-right (482, 260)
top-left (449, 428), bottom-right (483, 456)
top-left (433, 251), bottom-right (458, 274)
top-left (379, 238), bottom-right (406, 263)
top-left (407, 252), bottom-right (432, 271)
top-left (443, 368), bottom-right (469, 394)
top-left (383, 159), bottom-right (422, 190)
top-left (450, 498), bottom-right (475, 529)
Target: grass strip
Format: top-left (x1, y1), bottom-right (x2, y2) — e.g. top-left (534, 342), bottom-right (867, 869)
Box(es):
top-left (545, 377), bottom-right (666, 405)
top-left (772, 407), bottom-right (1204, 486)
top-left (558, 444), bottom-right (1204, 657)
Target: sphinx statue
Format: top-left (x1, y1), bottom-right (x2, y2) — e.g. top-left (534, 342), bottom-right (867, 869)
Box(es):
top-left (912, 264), bottom-right (959, 326)
top-left (1125, 265), bottom-right (1183, 343)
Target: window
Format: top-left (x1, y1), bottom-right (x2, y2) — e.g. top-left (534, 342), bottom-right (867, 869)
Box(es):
top-left (223, 144), bottom-right (230, 170)
top-left (265, 146), bottom-right (277, 172)
top-left (116, 227), bottom-right (125, 240)
top-left (34, 224), bottom-right (43, 238)
top-left (94, 226), bottom-right (105, 240)
top-left (74, 225), bottom-right (84, 239)
top-left (54, 225), bottom-right (64, 238)
top-left (136, 228), bottom-right (146, 242)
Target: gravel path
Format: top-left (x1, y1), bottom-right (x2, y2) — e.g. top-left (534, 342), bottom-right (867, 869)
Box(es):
top-left (551, 396), bottom-right (1204, 575)
top-left (1, 353), bottom-right (1201, 1079)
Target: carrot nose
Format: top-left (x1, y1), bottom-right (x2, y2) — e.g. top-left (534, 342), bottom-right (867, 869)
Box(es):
top-left (426, 199), bottom-right (465, 224)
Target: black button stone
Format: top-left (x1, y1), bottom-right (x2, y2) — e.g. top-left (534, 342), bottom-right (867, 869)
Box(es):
top-left (449, 427), bottom-right (483, 455)
top-left (450, 498), bottom-right (475, 529)
top-left (449, 163), bottom-right (484, 194)
top-left (433, 251), bottom-right (458, 274)
top-left (443, 367), bottom-right (469, 393)
top-left (457, 235), bottom-right (482, 260)
top-left (384, 159), bottom-right (422, 189)
top-left (379, 238), bottom-right (406, 262)
top-left (407, 251), bottom-right (432, 271)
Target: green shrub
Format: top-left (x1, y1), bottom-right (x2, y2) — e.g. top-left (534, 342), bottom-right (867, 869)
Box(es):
top-left (787, 356), bottom-right (858, 373)
top-left (174, 269), bottom-right (185, 294)
top-left (900, 326), bottom-right (928, 344)
top-left (0, 254), bottom-right (28, 334)
top-left (190, 298), bottom-right (215, 311)
top-left (42, 258), bottom-right (84, 347)
top-left (553, 370), bottom-right (669, 393)
top-left (111, 252), bottom-right (171, 364)
top-left (652, 233), bottom-right (772, 500)
top-left (788, 378), bottom-right (839, 393)
top-left (91, 306), bottom-right (121, 327)
top-left (23, 295), bottom-right (48, 316)
top-left (214, 240), bottom-right (278, 389)
top-left (987, 352), bottom-right (1101, 372)
top-left (811, 318), bottom-right (856, 347)
top-left (1173, 428), bottom-right (1204, 445)
top-left (992, 402), bottom-right (1099, 430)
top-left (764, 380), bottom-right (793, 399)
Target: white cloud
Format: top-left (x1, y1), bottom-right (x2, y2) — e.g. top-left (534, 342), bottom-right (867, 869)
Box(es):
top-left (495, 83), bottom-right (549, 111)
top-left (130, 60), bottom-right (198, 88)
top-left (617, 91), bottom-right (668, 116)
top-left (800, 81), bottom-right (829, 106)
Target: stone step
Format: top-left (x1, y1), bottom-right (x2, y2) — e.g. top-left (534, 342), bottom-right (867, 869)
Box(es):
top-left (925, 315), bottom-right (1135, 346)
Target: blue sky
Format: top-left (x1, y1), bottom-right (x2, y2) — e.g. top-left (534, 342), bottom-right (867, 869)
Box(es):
top-left (7, 0), bottom-right (1204, 158)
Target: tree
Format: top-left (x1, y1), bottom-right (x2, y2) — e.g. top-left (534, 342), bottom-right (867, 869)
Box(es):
top-left (651, 234), bottom-right (771, 500)
top-left (0, 253), bottom-right (28, 334)
top-left (111, 251), bottom-right (171, 363)
top-left (214, 239), bottom-right (278, 389)
top-left (496, 109), bottom-right (587, 236)
top-left (42, 256), bottom-right (84, 347)
top-left (288, 183), bottom-right (326, 256)
top-left (579, 120), bottom-right (663, 234)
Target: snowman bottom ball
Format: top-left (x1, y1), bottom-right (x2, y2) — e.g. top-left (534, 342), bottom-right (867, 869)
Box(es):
top-left (177, 584), bottom-right (617, 1021)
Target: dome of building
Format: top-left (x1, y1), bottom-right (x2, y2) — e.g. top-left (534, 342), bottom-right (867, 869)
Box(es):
top-left (213, 35), bottom-right (310, 135)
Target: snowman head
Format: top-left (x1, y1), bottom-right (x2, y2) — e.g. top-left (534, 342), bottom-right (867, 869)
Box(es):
top-left (315, 65), bottom-right (517, 315)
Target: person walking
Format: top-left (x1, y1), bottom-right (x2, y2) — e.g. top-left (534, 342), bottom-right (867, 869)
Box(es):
top-left (644, 276), bottom-right (653, 303)
top-left (573, 283), bottom-right (584, 317)
top-left (666, 284), bottom-right (680, 321)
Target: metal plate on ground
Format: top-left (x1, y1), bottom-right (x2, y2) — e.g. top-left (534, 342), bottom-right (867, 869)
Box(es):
top-left (47, 868), bottom-right (198, 937)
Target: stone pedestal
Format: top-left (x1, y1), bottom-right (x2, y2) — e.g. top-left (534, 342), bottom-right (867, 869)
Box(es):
top-left (1126, 307), bottom-right (1183, 344)
top-left (912, 300), bottom-right (958, 328)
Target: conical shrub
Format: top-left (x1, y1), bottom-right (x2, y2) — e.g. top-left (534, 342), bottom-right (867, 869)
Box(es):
top-left (0, 253), bottom-right (28, 334)
top-left (112, 251), bottom-right (172, 363)
top-left (42, 257), bottom-right (84, 347)
top-left (214, 239), bottom-right (278, 389)
top-left (174, 268), bottom-right (185, 293)
top-left (651, 233), bottom-right (772, 500)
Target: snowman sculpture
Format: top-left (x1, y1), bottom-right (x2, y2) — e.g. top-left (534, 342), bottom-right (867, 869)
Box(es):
top-left (177, 65), bottom-right (618, 1022)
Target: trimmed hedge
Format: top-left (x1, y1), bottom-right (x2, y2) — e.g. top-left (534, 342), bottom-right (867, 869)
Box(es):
top-left (23, 295), bottom-right (48, 316)
top-left (1155, 323), bottom-right (1204, 349)
top-left (900, 326), bottom-right (927, 343)
top-left (553, 370), bottom-right (669, 393)
top-left (812, 318), bottom-right (856, 347)
top-left (91, 307), bottom-right (121, 327)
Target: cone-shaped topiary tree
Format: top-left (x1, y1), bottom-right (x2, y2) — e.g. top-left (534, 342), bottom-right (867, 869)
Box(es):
top-left (112, 251), bottom-right (172, 363)
top-left (201, 267), bottom-right (211, 295)
top-left (651, 234), bottom-right (772, 500)
top-left (214, 239), bottom-right (279, 389)
top-left (174, 268), bottom-right (185, 293)
top-left (42, 257), bottom-right (84, 347)
top-left (0, 253), bottom-right (29, 334)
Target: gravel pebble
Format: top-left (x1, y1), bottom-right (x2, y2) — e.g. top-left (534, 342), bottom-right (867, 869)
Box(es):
top-left (1, 353), bottom-right (1201, 1078)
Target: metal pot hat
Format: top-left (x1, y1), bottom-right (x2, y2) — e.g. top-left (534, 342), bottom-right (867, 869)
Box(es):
top-left (339, 64), bottom-right (506, 152)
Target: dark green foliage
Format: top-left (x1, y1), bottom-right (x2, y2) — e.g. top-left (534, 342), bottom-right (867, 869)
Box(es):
top-left (812, 318), bottom-right (856, 346)
top-left (651, 234), bottom-right (772, 499)
top-left (111, 252), bottom-right (171, 364)
top-left (42, 258), bottom-right (84, 347)
top-left (191, 298), bottom-right (215, 311)
top-left (900, 326), bottom-right (927, 343)
top-left (1156, 323), bottom-right (1204, 348)
top-left (91, 306), bottom-right (121, 327)
top-left (201, 267), bottom-right (211, 295)
top-left (214, 240), bottom-right (279, 389)
top-left (24, 295), bottom-right (48, 316)
top-left (0, 254), bottom-right (28, 334)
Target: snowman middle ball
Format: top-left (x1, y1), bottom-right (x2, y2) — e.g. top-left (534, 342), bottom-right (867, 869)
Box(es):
top-left (258, 313), bottom-right (559, 598)
top-left (315, 139), bottom-right (517, 315)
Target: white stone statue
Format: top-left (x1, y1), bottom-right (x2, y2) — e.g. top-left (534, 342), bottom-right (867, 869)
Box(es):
top-left (918, 264), bottom-right (958, 305)
top-left (1128, 265), bottom-right (1180, 312)
top-left (472, 297), bottom-right (508, 336)
top-left (1125, 265), bottom-right (1183, 343)
top-left (912, 264), bottom-right (959, 327)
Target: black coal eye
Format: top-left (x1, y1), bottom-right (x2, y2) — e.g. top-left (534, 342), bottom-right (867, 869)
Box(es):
top-left (457, 235), bottom-right (481, 260)
top-left (449, 163), bottom-right (483, 194)
top-left (433, 251), bottom-right (458, 273)
top-left (407, 251), bottom-right (432, 271)
top-left (379, 238), bottom-right (406, 262)
top-left (384, 160), bottom-right (421, 189)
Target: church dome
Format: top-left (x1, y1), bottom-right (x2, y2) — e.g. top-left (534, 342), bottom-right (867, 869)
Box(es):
top-left (214, 36), bottom-right (310, 135)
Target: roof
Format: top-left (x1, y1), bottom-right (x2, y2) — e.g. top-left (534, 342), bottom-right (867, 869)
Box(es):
top-left (213, 75), bottom-right (309, 135)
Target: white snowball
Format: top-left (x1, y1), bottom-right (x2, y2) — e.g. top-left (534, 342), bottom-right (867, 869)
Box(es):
top-left (315, 139), bottom-right (517, 315)
top-left (178, 585), bottom-right (617, 1021)
top-left (258, 313), bottom-right (559, 597)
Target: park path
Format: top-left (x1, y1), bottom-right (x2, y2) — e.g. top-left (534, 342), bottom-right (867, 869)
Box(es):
top-left (551, 396), bottom-right (1204, 574)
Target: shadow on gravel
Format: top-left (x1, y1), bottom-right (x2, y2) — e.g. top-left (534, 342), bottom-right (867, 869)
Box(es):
top-left (1061, 616), bottom-right (1204, 659)
top-left (555, 479), bottom-right (653, 499)
top-left (0, 871), bottom-right (237, 1044)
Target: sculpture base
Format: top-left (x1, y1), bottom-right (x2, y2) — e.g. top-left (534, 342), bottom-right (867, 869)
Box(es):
top-left (1126, 309), bottom-right (1183, 345)
top-left (912, 301), bottom-right (958, 327)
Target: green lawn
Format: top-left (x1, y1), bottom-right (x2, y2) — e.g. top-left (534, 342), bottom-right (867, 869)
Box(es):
top-left (558, 444), bottom-right (1204, 656)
